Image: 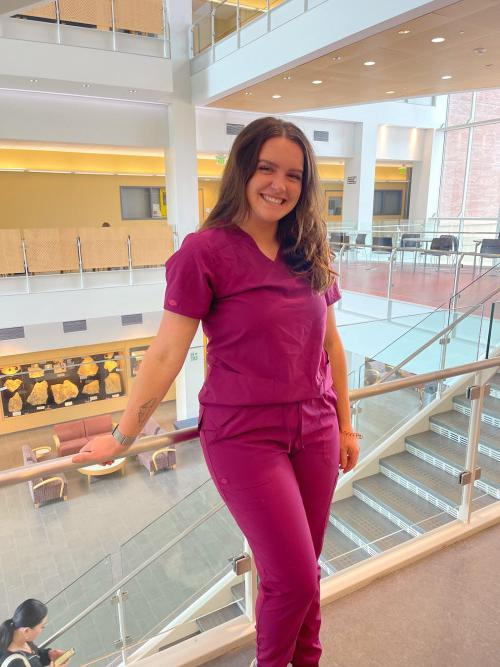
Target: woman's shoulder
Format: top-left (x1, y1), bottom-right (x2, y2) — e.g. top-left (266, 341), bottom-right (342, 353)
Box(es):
top-left (0, 650), bottom-right (32, 666)
top-left (180, 225), bottom-right (240, 255)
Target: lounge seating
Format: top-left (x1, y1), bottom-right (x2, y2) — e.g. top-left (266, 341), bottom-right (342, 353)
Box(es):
top-left (22, 445), bottom-right (68, 509)
top-left (137, 418), bottom-right (176, 476)
top-left (53, 414), bottom-right (113, 456)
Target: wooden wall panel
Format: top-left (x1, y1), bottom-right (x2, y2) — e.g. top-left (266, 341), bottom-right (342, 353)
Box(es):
top-left (0, 230), bottom-right (25, 274)
top-left (79, 227), bottom-right (129, 270)
top-left (24, 228), bottom-right (79, 273)
top-left (128, 223), bottom-right (173, 267)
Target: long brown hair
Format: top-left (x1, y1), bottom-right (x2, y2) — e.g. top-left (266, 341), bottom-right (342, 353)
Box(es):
top-left (201, 116), bottom-right (335, 293)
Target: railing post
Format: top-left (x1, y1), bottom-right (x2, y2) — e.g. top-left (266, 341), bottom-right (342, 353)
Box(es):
top-left (111, 0), bottom-right (117, 51)
top-left (386, 249), bottom-right (397, 320)
top-left (127, 235), bottom-right (133, 285)
top-left (449, 251), bottom-right (464, 313)
top-left (21, 237), bottom-right (30, 294)
top-left (211, 8), bottom-right (215, 62)
top-left (162, 0), bottom-right (169, 58)
top-left (112, 588), bottom-right (130, 665)
top-left (236, 0), bottom-right (241, 48)
top-left (457, 375), bottom-right (488, 523)
top-left (77, 236), bottom-right (83, 289)
top-left (243, 538), bottom-right (257, 623)
top-left (54, 0), bottom-right (61, 44)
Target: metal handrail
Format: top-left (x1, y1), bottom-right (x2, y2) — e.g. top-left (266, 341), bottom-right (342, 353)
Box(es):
top-left (25, 354), bottom-right (500, 649)
top-left (350, 355), bottom-right (498, 401)
top-left (377, 284), bottom-right (500, 383)
top-left (2, 355), bottom-right (500, 489)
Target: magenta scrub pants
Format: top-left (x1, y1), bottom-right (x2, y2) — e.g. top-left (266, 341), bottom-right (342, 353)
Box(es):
top-left (199, 390), bottom-right (340, 667)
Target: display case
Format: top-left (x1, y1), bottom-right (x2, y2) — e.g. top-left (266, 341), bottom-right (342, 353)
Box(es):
top-left (0, 351), bottom-right (125, 419)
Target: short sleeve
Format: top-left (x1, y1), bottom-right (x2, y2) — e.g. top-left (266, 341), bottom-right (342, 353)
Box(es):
top-left (164, 233), bottom-right (214, 319)
top-left (325, 278), bottom-right (341, 306)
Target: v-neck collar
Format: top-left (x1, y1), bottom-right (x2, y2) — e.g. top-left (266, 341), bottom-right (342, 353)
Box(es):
top-left (231, 224), bottom-right (281, 264)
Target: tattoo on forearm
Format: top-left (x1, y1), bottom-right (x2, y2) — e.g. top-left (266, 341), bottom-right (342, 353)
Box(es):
top-left (137, 398), bottom-right (159, 428)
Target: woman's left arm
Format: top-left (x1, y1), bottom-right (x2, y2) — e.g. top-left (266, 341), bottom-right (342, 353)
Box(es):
top-left (324, 305), bottom-right (360, 473)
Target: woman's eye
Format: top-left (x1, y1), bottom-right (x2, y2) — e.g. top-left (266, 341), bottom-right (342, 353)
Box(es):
top-left (289, 174), bottom-right (301, 180)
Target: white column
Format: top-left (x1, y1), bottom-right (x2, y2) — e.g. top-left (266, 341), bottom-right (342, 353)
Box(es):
top-left (341, 121), bottom-right (377, 233)
top-left (408, 127), bottom-right (444, 232)
top-left (164, 0), bottom-right (204, 424)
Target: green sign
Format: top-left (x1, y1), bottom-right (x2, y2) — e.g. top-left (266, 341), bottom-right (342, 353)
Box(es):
top-left (215, 155), bottom-right (226, 165)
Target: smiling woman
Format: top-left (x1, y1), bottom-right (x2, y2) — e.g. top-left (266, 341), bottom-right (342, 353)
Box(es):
top-left (76, 116), bottom-right (359, 667)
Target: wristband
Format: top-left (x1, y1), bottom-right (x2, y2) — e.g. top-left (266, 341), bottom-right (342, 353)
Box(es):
top-left (111, 424), bottom-right (136, 448)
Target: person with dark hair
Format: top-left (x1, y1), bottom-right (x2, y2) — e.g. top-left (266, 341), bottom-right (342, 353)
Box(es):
top-left (74, 116), bottom-right (360, 667)
top-left (0, 600), bottom-right (69, 667)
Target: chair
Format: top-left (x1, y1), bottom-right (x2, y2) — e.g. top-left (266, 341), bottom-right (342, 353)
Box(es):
top-left (350, 233), bottom-right (367, 261)
top-left (423, 236), bottom-right (455, 270)
top-left (329, 232), bottom-right (349, 253)
top-left (479, 238), bottom-right (500, 271)
top-left (371, 236), bottom-right (393, 260)
top-left (137, 418), bottom-right (176, 476)
top-left (22, 445), bottom-right (68, 509)
top-left (399, 233), bottom-right (421, 266)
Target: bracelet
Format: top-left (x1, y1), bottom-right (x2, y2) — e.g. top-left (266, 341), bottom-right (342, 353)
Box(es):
top-left (340, 430), bottom-right (363, 439)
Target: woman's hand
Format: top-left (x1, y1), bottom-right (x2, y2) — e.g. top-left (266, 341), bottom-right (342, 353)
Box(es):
top-left (72, 434), bottom-right (126, 465)
top-left (339, 431), bottom-right (360, 473)
top-left (48, 649), bottom-right (68, 666)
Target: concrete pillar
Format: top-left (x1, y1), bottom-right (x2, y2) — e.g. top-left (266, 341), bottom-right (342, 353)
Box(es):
top-left (341, 121), bottom-right (377, 233)
top-left (408, 127), bottom-right (445, 233)
top-left (165, 0), bottom-right (204, 425)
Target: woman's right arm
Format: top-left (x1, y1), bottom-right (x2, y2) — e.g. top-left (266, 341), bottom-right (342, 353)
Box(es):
top-left (72, 310), bottom-right (200, 464)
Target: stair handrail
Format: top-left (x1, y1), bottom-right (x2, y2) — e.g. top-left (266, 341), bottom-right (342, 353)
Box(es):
top-left (377, 284), bottom-right (500, 384)
top-left (41, 498), bottom-right (225, 647)
top-left (2, 355), bottom-right (498, 650)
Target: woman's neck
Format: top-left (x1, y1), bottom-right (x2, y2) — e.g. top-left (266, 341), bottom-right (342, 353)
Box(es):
top-left (8, 637), bottom-right (32, 652)
top-left (239, 217), bottom-right (279, 246)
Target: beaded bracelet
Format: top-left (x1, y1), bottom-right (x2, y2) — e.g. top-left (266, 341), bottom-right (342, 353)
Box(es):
top-left (340, 430), bottom-right (363, 439)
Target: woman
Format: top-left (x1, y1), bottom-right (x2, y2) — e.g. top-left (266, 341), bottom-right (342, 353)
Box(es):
top-left (0, 600), bottom-right (68, 667)
top-left (74, 117), bottom-right (360, 667)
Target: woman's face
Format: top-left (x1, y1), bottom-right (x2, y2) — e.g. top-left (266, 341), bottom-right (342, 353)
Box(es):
top-left (25, 616), bottom-right (47, 642)
top-left (245, 136), bottom-right (304, 228)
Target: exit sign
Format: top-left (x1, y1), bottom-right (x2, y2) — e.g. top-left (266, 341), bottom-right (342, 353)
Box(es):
top-left (215, 155), bottom-right (226, 165)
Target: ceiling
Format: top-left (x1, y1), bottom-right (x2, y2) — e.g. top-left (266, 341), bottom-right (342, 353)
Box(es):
top-left (209, 0), bottom-right (500, 113)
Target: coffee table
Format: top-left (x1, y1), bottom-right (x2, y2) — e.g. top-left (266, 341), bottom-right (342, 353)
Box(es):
top-left (78, 458), bottom-right (126, 488)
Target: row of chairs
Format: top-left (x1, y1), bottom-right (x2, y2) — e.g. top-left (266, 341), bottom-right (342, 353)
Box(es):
top-left (329, 232), bottom-right (500, 270)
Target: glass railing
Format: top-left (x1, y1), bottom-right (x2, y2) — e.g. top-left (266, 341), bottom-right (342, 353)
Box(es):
top-left (6, 0), bottom-right (169, 57)
top-left (2, 357), bottom-right (498, 666)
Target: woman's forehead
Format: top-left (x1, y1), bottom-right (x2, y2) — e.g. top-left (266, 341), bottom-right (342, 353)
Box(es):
top-left (258, 137), bottom-right (304, 170)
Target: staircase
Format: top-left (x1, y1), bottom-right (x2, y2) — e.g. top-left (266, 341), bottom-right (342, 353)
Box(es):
top-left (326, 374), bottom-right (500, 568)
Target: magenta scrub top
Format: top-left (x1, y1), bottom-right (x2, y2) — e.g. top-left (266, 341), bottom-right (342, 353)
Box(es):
top-left (164, 225), bottom-right (341, 406)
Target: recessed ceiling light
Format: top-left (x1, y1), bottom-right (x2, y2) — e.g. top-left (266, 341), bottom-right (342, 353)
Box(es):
top-left (398, 29), bottom-right (411, 35)
top-left (364, 61), bottom-right (376, 66)
top-left (473, 47), bottom-right (486, 55)
top-left (244, 91), bottom-right (253, 95)
top-left (272, 94), bottom-right (282, 99)
top-left (29, 78), bottom-right (38, 83)
top-left (332, 55), bottom-right (342, 61)
top-left (441, 75), bottom-right (452, 80)
top-left (385, 90), bottom-right (395, 94)
top-left (312, 80), bottom-right (323, 85)
top-left (82, 83), bottom-right (91, 88)
top-left (129, 89), bottom-right (137, 93)
top-left (431, 37), bottom-right (445, 43)
top-left (283, 75), bottom-right (292, 80)
top-left (485, 63), bottom-right (494, 68)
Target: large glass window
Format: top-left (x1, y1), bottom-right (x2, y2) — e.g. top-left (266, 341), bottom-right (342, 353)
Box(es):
top-left (373, 190), bottom-right (402, 216)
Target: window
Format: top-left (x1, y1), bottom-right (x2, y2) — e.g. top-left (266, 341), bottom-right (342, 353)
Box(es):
top-left (373, 189), bottom-right (403, 216)
top-left (120, 186), bottom-right (166, 220)
top-left (327, 195), bottom-right (342, 216)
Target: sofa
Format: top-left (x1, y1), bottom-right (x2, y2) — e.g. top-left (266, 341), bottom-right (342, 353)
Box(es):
top-left (137, 418), bottom-right (176, 476)
top-left (53, 414), bottom-right (113, 456)
top-left (22, 445), bottom-right (68, 509)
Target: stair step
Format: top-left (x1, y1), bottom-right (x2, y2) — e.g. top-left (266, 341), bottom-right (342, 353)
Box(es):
top-left (353, 473), bottom-right (453, 535)
top-left (406, 431), bottom-right (500, 498)
top-left (330, 496), bottom-right (412, 555)
top-left (380, 451), bottom-right (495, 517)
top-left (453, 394), bottom-right (500, 428)
top-left (430, 410), bottom-right (500, 461)
top-left (195, 601), bottom-right (243, 633)
top-left (490, 373), bottom-right (500, 398)
top-left (322, 522), bottom-right (370, 571)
